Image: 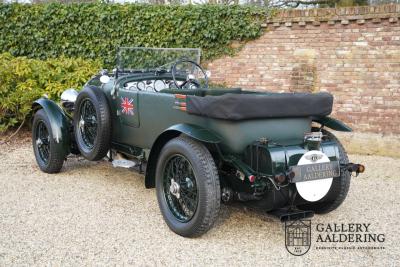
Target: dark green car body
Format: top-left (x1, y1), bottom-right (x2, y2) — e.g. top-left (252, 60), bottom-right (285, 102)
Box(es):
top-left (31, 48), bottom-right (366, 237)
top-left (33, 70), bottom-right (352, 201)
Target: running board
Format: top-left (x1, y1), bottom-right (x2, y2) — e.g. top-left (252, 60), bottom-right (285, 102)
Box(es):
top-left (108, 151), bottom-right (147, 173)
top-left (112, 159), bottom-right (137, 169)
top-left (268, 208), bottom-right (314, 222)
top-left (111, 159), bottom-right (147, 174)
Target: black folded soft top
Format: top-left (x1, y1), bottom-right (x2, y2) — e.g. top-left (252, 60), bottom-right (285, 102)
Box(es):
top-left (185, 92), bottom-right (333, 120)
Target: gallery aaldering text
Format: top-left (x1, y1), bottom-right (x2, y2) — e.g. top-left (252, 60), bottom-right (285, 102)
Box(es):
top-left (316, 223), bottom-right (385, 243)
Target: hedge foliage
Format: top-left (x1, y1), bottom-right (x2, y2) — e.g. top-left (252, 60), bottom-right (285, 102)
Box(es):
top-left (0, 3), bottom-right (268, 66)
top-left (0, 4), bottom-right (270, 131)
top-left (0, 53), bottom-right (101, 131)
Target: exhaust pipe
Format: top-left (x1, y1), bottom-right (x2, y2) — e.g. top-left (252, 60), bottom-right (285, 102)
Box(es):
top-left (269, 208), bottom-right (314, 222)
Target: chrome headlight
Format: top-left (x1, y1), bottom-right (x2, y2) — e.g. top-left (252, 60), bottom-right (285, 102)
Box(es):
top-left (60, 88), bottom-right (78, 113)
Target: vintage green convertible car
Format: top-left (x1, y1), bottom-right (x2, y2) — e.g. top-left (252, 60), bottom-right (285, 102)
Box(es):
top-left (32, 48), bottom-right (364, 237)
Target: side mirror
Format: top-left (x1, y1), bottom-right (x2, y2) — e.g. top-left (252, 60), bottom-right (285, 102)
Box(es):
top-left (100, 75), bottom-right (110, 84)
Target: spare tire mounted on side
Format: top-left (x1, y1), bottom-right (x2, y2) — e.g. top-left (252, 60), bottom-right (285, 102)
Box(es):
top-left (74, 86), bottom-right (111, 161)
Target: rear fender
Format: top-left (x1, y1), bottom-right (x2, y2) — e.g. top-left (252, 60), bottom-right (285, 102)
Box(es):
top-left (144, 123), bottom-right (221, 188)
top-left (313, 116), bottom-right (352, 132)
top-left (32, 98), bottom-right (71, 156)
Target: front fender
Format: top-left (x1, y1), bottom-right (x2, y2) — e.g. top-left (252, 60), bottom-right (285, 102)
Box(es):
top-left (313, 116), bottom-right (352, 132)
top-left (144, 123), bottom-right (221, 188)
top-left (32, 98), bottom-right (71, 156)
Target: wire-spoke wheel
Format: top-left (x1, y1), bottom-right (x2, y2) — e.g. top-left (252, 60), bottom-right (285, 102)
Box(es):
top-left (156, 136), bottom-right (220, 237)
top-left (77, 99), bottom-right (98, 150)
top-left (163, 154), bottom-right (199, 222)
top-left (35, 121), bottom-right (50, 164)
top-left (74, 86), bottom-right (111, 161)
top-left (32, 109), bottom-right (64, 173)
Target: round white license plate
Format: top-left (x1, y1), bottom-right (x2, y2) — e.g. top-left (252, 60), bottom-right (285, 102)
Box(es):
top-left (295, 150), bottom-right (333, 202)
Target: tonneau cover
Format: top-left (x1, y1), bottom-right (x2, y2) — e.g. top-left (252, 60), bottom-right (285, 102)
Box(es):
top-left (186, 92), bottom-right (333, 120)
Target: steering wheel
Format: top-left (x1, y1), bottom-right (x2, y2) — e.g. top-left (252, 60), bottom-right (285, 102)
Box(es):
top-left (171, 59), bottom-right (208, 90)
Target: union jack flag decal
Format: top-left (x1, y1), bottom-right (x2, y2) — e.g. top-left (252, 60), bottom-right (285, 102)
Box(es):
top-left (121, 97), bottom-right (134, 115)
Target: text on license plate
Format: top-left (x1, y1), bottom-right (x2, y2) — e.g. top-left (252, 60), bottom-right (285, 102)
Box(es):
top-left (290, 161), bottom-right (340, 183)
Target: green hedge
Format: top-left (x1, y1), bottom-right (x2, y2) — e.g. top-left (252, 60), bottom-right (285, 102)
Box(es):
top-left (0, 53), bottom-right (101, 131)
top-left (0, 3), bottom-right (268, 66)
top-left (0, 4), bottom-right (270, 131)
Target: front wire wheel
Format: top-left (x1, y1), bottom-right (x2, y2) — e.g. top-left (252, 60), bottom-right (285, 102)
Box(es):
top-left (32, 109), bottom-right (65, 173)
top-left (35, 120), bottom-right (50, 164)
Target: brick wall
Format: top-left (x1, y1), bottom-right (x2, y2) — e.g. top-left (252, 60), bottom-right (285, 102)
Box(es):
top-left (207, 4), bottom-right (400, 135)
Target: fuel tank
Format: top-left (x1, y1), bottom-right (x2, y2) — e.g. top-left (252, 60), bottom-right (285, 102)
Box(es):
top-left (243, 140), bottom-right (340, 176)
top-left (241, 140), bottom-right (341, 211)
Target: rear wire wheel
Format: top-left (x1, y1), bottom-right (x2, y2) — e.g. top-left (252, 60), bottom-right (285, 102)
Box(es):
top-left (163, 154), bottom-right (199, 222)
top-left (156, 136), bottom-right (220, 237)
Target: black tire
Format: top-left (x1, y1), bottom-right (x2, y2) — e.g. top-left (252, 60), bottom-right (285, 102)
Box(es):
top-left (74, 86), bottom-right (111, 161)
top-left (155, 136), bottom-right (221, 237)
top-left (32, 109), bottom-right (65, 173)
top-left (298, 129), bottom-right (351, 214)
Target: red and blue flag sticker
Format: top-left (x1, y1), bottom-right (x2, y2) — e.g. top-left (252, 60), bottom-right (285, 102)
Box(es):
top-left (121, 97), bottom-right (135, 115)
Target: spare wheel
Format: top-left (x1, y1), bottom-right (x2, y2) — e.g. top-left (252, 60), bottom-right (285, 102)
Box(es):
top-left (73, 86), bottom-right (111, 161)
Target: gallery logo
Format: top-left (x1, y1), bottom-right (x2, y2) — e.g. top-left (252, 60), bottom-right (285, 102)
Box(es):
top-left (283, 220), bottom-right (385, 255)
top-left (285, 220), bottom-right (311, 256)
